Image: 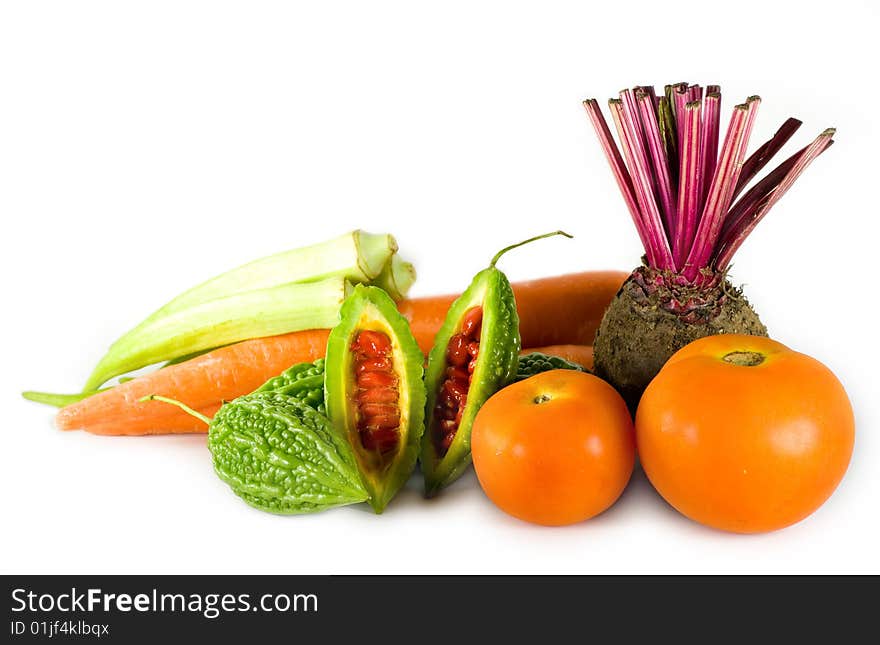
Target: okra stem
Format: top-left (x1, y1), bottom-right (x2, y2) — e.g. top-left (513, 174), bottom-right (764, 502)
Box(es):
top-left (22, 389), bottom-right (108, 408)
top-left (372, 254), bottom-right (417, 301)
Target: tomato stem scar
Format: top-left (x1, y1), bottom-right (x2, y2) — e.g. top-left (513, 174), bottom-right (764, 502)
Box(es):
top-left (722, 351), bottom-right (765, 367)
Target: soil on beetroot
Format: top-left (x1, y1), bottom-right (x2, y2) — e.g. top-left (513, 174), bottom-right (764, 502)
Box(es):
top-left (593, 270), bottom-right (767, 411)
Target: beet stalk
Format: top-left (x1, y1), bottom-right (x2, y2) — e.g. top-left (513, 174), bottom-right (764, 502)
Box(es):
top-left (583, 83), bottom-right (834, 409)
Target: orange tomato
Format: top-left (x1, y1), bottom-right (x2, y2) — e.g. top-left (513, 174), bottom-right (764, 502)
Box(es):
top-left (471, 370), bottom-right (635, 526)
top-left (636, 334), bottom-right (854, 534)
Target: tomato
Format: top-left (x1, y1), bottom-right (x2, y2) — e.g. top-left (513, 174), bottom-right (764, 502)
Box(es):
top-left (471, 370), bottom-right (635, 526)
top-left (636, 334), bottom-right (854, 534)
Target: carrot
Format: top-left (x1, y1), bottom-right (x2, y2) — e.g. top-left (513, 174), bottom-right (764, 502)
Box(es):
top-left (521, 345), bottom-right (594, 371)
top-left (398, 270), bottom-right (627, 353)
top-left (56, 329), bottom-right (330, 435)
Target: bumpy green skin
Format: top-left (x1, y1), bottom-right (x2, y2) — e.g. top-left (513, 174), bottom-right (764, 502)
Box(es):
top-left (325, 285), bottom-right (426, 513)
top-left (515, 353), bottom-right (587, 382)
top-left (255, 359), bottom-right (326, 414)
top-left (420, 267), bottom-right (520, 496)
top-left (208, 394), bottom-right (368, 514)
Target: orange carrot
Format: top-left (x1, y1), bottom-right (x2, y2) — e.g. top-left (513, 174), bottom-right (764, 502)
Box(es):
top-left (398, 270), bottom-right (627, 353)
top-left (56, 329), bottom-right (330, 435)
top-left (521, 344), bottom-right (594, 371)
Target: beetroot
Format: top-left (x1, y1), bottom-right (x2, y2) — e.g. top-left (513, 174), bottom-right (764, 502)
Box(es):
top-left (584, 83), bottom-right (834, 409)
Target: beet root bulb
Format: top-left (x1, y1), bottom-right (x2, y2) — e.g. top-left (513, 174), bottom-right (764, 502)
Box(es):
top-left (593, 267), bottom-right (767, 410)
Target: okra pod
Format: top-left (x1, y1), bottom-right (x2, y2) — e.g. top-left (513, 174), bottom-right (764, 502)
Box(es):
top-left (84, 277), bottom-right (351, 391)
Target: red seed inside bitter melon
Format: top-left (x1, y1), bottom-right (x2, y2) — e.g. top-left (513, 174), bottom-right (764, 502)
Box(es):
top-left (433, 306), bottom-right (483, 455)
top-left (351, 330), bottom-right (401, 454)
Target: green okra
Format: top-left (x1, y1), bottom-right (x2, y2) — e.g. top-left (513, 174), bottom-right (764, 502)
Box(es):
top-left (83, 277), bottom-right (351, 391)
top-left (81, 230), bottom-right (406, 392)
top-left (147, 230), bottom-right (398, 319)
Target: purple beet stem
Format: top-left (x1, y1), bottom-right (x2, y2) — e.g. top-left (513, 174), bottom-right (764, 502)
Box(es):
top-left (700, 93), bottom-right (721, 204)
top-left (637, 90), bottom-right (677, 240)
top-left (716, 129), bottom-right (835, 269)
top-left (674, 101), bottom-right (703, 269)
top-left (610, 97), bottom-right (674, 269)
top-left (582, 99), bottom-right (653, 258)
top-left (583, 82), bottom-right (834, 283)
top-left (733, 117), bottom-right (802, 199)
top-left (683, 103), bottom-right (749, 281)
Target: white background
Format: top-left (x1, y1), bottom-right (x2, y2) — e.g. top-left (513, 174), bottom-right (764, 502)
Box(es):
top-left (2, 1), bottom-right (878, 575)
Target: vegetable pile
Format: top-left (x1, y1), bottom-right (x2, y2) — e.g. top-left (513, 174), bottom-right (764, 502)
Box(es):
top-left (21, 82), bottom-right (855, 534)
top-left (584, 83), bottom-right (834, 408)
top-left (135, 232), bottom-right (577, 514)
